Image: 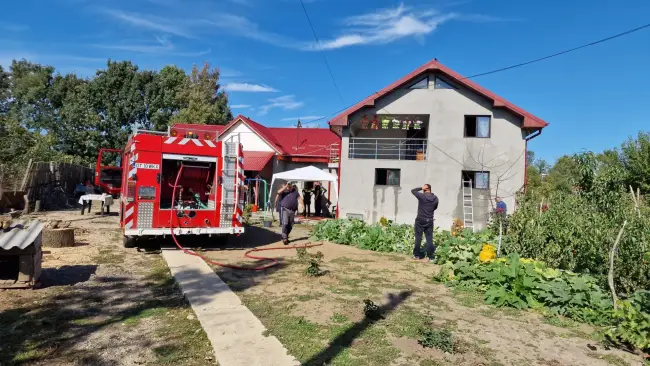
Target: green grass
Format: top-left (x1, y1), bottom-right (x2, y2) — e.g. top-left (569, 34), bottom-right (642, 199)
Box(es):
top-left (242, 295), bottom-right (401, 366)
top-left (93, 247), bottom-right (126, 265)
top-left (330, 256), bottom-right (375, 265)
top-left (297, 292), bottom-right (326, 302)
top-left (587, 352), bottom-right (630, 366)
top-left (452, 287), bottom-right (485, 308)
top-left (330, 313), bottom-right (349, 323)
top-left (122, 307), bottom-right (168, 326)
top-left (384, 307), bottom-right (432, 338)
top-left (543, 315), bottom-right (578, 329)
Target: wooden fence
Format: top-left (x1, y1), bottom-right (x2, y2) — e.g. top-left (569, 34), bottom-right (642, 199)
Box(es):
top-left (19, 161), bottom-right (94, 211)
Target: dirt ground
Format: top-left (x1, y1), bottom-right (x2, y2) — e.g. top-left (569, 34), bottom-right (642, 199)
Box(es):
top-left (204, 223), bottom-right (644, 366)
top-left (0, 207), bottom-right (215, 366)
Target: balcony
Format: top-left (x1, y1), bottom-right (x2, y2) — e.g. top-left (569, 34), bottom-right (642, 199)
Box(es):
top-left (348, 138), bottom-right (428, 161)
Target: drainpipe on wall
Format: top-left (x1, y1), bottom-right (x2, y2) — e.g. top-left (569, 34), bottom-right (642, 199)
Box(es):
top-left (523, 129), bottom-right (543, 194)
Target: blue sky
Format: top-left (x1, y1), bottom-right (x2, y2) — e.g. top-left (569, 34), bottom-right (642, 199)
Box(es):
top-left (1, 0), bottom-right (649, 163)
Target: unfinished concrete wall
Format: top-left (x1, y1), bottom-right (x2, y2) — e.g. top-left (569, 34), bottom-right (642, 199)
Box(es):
top-left (338, 72), bottom-right (528, 231)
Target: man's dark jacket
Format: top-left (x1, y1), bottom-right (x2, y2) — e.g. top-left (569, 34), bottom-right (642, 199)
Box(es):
top-left (411, 187), bottom-right (439, 222)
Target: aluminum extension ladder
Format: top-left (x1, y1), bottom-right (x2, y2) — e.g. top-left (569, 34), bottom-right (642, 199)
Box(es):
top-left (462, 180), bottom-right (475, 232)
top-left (220, 135), bottom-right (240, 227)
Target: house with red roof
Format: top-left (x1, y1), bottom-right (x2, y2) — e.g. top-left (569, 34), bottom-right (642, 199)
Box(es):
top-left (329, 58), bottom-right (548, 231)
top-left (172, 115), bottom-right (340, 210)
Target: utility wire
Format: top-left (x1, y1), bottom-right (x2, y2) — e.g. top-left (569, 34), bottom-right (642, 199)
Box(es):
top-left (299, 0), bottom-right (345, 107)
top-left (307, 22), bottom-right (650, 123)
top-left (462, 22), bottom-right (650, 79)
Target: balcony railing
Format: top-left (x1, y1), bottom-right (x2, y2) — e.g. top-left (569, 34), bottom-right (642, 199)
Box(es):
top-left (349, 138), bottom-right (428, 161)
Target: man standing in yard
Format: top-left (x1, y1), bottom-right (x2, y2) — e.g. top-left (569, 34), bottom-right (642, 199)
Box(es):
top-left (411, 184), bottom-right (439, 261)
top-left (276, 182), bottom-right (304, 245)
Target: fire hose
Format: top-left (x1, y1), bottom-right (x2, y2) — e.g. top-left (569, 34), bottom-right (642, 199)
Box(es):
top-left (169, 164), bottom-right (322, 270)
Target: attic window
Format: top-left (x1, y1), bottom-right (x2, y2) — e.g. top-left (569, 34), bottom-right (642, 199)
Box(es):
top-left (434, 77), bottom-right (454, 89)
top-left (409, 76), bottom-right (428, 89)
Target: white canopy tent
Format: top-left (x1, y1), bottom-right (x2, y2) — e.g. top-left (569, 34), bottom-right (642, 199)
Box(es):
top-left (269, 165), bottom-right (339, 208)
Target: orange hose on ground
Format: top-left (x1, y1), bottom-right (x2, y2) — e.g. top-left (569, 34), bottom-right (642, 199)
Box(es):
top-left (169, 164), bottom-right (322, 270)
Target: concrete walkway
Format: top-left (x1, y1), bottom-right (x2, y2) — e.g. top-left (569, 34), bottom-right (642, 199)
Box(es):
top-left (162, 250), bottom-right (300, 366)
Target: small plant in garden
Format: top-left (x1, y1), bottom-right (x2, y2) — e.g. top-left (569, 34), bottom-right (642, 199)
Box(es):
top-left (605, 290), bottom-right (650, 352)
top-left (418, 328), bottom-right (453, 353)
top-left (451, 218), bottom-right (464, 237)
top-left (243, 203), bottom-right (253, 224)
top-left (301, 250), bottom-right (324, 277)
top-left (363, 299), bottom-right (384, 320)
top-left (305, 259), bottom-right (322, 277)
top-left (379, 216), bottom-right (392, 227)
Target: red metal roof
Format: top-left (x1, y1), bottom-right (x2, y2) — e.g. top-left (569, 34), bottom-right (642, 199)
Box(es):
top-left (329, 59), bottom-right (548, 129)
top-left (221, 115), bottom-right (340, 157)
top-left (243, 151), bottom-right (274, 171)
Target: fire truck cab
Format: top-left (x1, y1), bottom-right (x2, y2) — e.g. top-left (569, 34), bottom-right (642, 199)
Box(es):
top-left (119, 128), bottom-right (245, 248)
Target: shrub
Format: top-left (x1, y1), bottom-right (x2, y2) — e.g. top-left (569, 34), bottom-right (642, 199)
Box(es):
top-left (311, 219), bottom-right (416, 254)
top-left (418, 328), bottom-right (453, 353)
top-left (606, 290), bottom-right (650, 352)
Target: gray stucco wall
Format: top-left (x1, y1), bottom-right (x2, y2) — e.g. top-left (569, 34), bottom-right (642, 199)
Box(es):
top-left (338, 73), bottom-right (528, 231)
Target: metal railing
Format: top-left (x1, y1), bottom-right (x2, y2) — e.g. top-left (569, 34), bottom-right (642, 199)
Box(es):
top-left (348, 138), bottom-right (428, 161)
top-left (329, 144), bottom-right (340, 164)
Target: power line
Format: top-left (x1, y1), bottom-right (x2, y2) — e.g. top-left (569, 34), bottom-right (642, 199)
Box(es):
top-left (298, 0), bottom-right (345, 106)
top-left (307, 22), bottom-right (650, 124)
top-left (462, 22), bottom-right (650, 79)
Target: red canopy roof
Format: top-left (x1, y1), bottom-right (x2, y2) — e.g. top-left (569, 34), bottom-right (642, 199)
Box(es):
top-left (329, 58), bottom-right (548, 130)
top-left (243, 151), bottom-right (274, 171)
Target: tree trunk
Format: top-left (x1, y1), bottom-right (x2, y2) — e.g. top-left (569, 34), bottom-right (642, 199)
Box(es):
top-left (42, 228), bottom-right (75, 248)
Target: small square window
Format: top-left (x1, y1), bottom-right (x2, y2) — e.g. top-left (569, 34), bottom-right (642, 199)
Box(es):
top-left (409, 77), bottom-right (428, 89)
top-left (462, 171), bottom-right (490, 189)
top-left (375, 169), bottom-right (400, 186)
top-left (434, 77), bottom-right (454, 89)
top-left (464, 115), bottom-right (491, 138)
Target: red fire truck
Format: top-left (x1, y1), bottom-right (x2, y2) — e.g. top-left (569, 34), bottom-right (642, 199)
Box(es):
top-left (95, 148), bottom-right (123, 197)
top-left (119, 127), bottom-right (245, 248)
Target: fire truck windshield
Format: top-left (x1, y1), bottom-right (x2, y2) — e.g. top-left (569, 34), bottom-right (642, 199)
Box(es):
top-left (160, 158), bottom-right (216, 210)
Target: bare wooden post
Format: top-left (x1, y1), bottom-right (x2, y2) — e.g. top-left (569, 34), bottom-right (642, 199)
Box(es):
top-left (497, 221), bottom-right (503, 257)
top-left (608, 220), bottom-right (627, 310)
top-left (34, 200), bottom-right (41, 213)
top-left (23, 188), bottom-right (31, 215)
top-left (20, 159), bottom-right (33, 192)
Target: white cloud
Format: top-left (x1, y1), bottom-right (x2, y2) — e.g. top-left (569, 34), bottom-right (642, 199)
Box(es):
top-left (259, 95), bottom-right (303, 115)
top-left (223, 83), bottom-right (278, 92)
top-left (280, 116), bottom-right (324, 122)
top-left (100, 9), bottom-right (196, 38)
top-left (203, 14), bottom-right (295, 48)
top-left (230, 104), bottom-right (251, 109)
top-left (306, 3), bottom-right (457, 50)
top-left (93, 36), bottom-right (210, 56)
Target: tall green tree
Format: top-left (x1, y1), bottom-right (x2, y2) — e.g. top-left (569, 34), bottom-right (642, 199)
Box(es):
top-left (619, 131), bottom-right (650, 194)
top-left (172, 62), bottom-right (232, 125)
top-left (145, 65), bottom-right (187, 130)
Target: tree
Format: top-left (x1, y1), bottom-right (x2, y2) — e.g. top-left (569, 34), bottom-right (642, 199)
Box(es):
top-left (145, 65), bottom-right (187, 131)
top-left (619, 131), bottom-right (650, 194)
top-left (172, 63), bottom-right (232, 125)
top-left (8, 59), bottom-right (56, 131)
top-left (0, 65), bottom-right (9, 113)
top-left (545, 155), bottom-right (580, 194)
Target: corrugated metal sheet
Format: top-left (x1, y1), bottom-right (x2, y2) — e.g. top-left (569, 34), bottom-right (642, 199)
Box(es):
top-left (0, 220), bottom-right (44, 250)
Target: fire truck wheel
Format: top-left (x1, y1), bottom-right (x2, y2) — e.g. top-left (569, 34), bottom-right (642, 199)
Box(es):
top-left (123, 235), bottom-right (136, 248)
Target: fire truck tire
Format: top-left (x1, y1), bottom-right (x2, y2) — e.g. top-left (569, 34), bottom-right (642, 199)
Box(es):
top-left (123, 235), bottom-right (136, 248)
